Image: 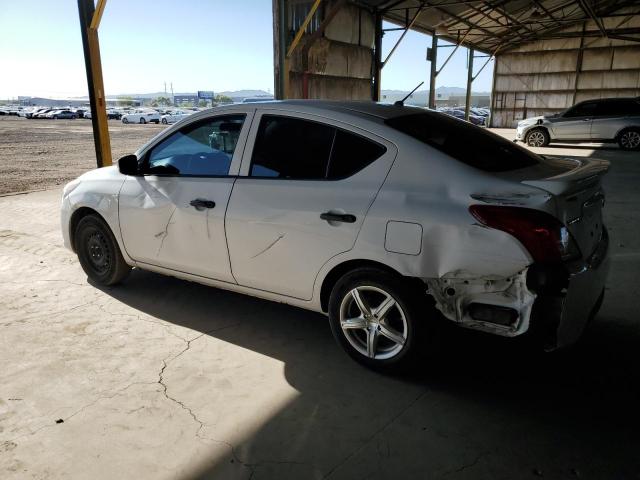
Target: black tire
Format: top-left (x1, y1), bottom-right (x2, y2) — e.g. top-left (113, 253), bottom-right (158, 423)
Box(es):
top-left (617, 128), bottom-right (640, 151)
top-left (328, 268), bottom-right (430, 371)
top-left (161, 118), bottom-right (168, 124)
top-left (75, 214), bottom-right (131, 286)
top-left (140, 117), bottom-right (146, 124)
top-left (525, 127), bottom-right (550, 147)
top-left (122, 117), bottom-right (129, 124)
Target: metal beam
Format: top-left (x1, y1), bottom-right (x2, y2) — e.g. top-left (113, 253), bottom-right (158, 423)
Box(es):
top-left (286, 0), bottom-right (323, 58)
top-left (464, 47), bottom-right (474, 121)
top-left (90, 0), bottom-right (107, 29)
top-left (578, 0), bottom-right (608, 37)
top-left (428, 34), bottom-right (437, 109)
top-left (382, 3), bottom-right (424, 68)
top-left (78, 0), bottom-right (112, 168)
top-left (372, 11), bottom-right (383, 101)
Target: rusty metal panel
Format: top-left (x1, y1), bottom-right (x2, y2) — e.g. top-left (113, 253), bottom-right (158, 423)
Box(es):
top-left (324, 3), bottom-right (374, 48)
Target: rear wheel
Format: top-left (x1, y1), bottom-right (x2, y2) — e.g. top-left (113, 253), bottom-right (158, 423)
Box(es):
top-left (328, 268), bottom-right (429, 371)
top-left (617, 128), bottom-right (640, 151)
top-left (140, 117), bottom-right (147, 124)
top-left (161, 118), bottom-right (168, 124)
top-left (525, 128), bottom-right (550, 147)
top-left (122, 117), bottom-right (129, 124)
top-left (75, 214), bottom-right (131, 286)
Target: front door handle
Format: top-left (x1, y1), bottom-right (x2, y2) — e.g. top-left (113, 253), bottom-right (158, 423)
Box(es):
top-left (320, 212), bottom-right (356, 223)
top-left (190, 199), bottom-right (216, 210)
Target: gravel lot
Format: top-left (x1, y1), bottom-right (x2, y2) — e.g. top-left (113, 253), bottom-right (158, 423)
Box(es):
top-left (0, 116), bottom-right (165, 195)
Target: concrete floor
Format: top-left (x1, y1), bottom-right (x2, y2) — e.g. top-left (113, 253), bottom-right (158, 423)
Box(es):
top-left (1, 132), bottom-right (639, 479)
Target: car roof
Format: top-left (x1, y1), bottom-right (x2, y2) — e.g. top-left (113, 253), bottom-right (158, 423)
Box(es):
top-left (239, 100), bottom-right (429, 121)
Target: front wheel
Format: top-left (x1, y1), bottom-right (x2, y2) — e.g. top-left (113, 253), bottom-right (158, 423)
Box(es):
top-left (328, 268), bottom-right (428, 371)
top-left (75, 214), bottom-right (131, 286)
top-left (525, 128), bottom-right (550, 147)
top-left (140, 117), bottom-right (147, 124)
top-left (122, 117), bottom-right (129, 124)
top-left (161, 118), bottom-right (168, 124)
top-left (618, 128), bottom-right (640, 151)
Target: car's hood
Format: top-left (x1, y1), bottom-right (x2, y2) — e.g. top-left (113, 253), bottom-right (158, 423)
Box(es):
top-left (77, 165), bottom-right (124, 182)
top-left (519, 115), bottom-right (544, 125)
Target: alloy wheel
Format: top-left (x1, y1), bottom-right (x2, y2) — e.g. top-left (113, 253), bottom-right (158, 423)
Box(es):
top-left (339, 286), bottom-right (408, 360)
top-left (527, 131), bottom-right (545, 147)
top-left (620, 131), bottom-right (640, 150)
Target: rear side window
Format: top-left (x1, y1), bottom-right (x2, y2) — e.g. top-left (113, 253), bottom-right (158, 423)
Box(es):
top-left (595, 100), bottom-right (640, 117)
top-left (386, 112), bottom-right (540, 172)
top-left (250, 115), bottom-right (386, 180)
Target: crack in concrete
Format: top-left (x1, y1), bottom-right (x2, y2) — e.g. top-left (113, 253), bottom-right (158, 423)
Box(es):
top-left (323, 388), bottom-right (429, 479)
top-left (442, 451), bottom-right (490, 476)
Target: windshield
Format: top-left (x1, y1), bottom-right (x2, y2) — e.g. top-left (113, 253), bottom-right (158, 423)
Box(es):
top-left (386, 112), bottom-right (541, 172)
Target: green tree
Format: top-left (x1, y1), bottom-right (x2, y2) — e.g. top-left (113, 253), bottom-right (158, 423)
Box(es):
top-left (214, 94), bottom-right (233, 103)
top-left (198, 100), bottom-right (208, 107)
top-left (117, 96), bottom-right (135, 107)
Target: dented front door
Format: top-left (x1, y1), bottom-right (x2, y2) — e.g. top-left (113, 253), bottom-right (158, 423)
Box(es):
top-left (118, 176), bottom-right (237, 283)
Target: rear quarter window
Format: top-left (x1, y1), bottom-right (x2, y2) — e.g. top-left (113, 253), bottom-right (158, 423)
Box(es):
top-left (385, 112), bottom-right (540, 172)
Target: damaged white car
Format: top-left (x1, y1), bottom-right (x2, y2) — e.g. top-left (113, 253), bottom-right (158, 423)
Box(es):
top-left (61, 101), bottom-right (610, 369)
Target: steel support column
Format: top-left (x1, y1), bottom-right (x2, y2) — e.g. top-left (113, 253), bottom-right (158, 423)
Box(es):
top-left (78, 0), bottom-right (112, 168)
top-left (428, 34), bottom-right (437, 109)
top-left (464, 47), bottom-right (474, 120)
top-left (372, 12), bottom-right (383, 101)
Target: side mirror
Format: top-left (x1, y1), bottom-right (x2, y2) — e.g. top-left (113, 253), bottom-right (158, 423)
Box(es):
top-left (118, 154), bottom-right (140, 176)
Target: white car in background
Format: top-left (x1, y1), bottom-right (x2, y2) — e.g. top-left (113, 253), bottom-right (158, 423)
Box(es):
top-left (60, 101), bottom-right (610, 370)
top-left (160, 109), bottom-right (192, 125)
top-left (121, 109), bottom-right (160, 124)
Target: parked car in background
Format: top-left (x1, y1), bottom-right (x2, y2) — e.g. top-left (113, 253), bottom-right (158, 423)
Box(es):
top-left (516, 97), bottom-right (640, 150)
top-left (49, 109), bottom-right (78, 119)
top-left (61, 101), bottom-right (609, 370)
top-left (107, 110), bottom-right (122, 120)
top-left (160, 109), bottom-right (191, 124)
top-left (441, 108), bottom-right (486, 126)
top-left (33, 109), bottom-right (56, 119)
top-left (121, 109), bottom-right (161, 124)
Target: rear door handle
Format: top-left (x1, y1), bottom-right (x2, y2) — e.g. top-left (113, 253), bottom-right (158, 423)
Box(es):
top-left (320, 212), bottom-right (356, 223)
top-left (190, 199), bottom-right (216, 210)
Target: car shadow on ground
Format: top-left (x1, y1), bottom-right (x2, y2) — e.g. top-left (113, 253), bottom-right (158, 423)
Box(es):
top-left (97, 267), bottom-right (640, 479)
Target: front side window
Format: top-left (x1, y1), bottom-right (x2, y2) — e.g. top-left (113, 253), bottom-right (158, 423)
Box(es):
top-left (146, 114), bottom-right (245, 176)
top-left (564, 102), bottom-right (597, 118)
top-left (250, 115), bottom-right (386, 180)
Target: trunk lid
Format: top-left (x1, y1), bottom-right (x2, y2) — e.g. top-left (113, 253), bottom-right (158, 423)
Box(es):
top-left (517, 155), bottom-right (609, 259)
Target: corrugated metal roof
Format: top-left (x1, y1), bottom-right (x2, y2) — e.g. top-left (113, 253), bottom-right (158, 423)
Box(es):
top-left (354, 0), bottom-right (640, 53)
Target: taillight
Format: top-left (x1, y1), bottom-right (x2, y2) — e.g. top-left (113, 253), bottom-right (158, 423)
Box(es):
top-left (469, 205), bottom-right (581, 263)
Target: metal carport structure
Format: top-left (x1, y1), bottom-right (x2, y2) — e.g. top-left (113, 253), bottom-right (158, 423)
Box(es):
top-left (273, 0), bottom-right (640, 126)
top-left (78, 0), bottom-right (640, 166)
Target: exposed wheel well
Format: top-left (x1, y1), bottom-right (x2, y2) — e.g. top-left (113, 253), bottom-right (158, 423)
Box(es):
top-left (69, 207), bottom-right (102, 252)
top-left (319, 259), bottom-right (424, 312)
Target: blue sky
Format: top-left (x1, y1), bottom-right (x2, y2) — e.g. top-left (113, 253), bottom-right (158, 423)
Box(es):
top-left (0, 0), bottom-right (493, 99)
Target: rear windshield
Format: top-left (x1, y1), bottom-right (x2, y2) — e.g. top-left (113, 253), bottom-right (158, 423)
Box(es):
top-left (386, 112), bottom-right (541, 172)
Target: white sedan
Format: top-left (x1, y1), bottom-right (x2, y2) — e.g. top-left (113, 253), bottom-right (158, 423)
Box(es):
top-left (121, 109), bottom-right (160, 124)
top-left (160, 109), bottom-right (192, 124)
top-left (61, 101), bottom-right (609, 370)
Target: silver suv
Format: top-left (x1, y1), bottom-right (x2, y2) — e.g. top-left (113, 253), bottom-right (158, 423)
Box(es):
top-left (515, 97), bottom-right (640, 150)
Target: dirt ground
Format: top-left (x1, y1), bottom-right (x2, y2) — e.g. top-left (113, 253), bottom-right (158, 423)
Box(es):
top-left (0, 116), bottom-right (165, 195)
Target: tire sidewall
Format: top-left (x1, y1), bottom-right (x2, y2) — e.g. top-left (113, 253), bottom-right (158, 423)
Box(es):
top-left (328, 269), bottom-right (423, 370)
top-left (75, 215), bottom-right (123, 285)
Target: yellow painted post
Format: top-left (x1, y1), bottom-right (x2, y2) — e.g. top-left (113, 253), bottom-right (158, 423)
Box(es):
top-left (284, 0), bottom-right (322, 99)
top-left (87, 28), bottom-right (112, 166)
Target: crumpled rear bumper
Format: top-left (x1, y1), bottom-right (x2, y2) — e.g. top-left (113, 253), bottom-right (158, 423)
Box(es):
top-left (533, 228), bottom-right (610, 350)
